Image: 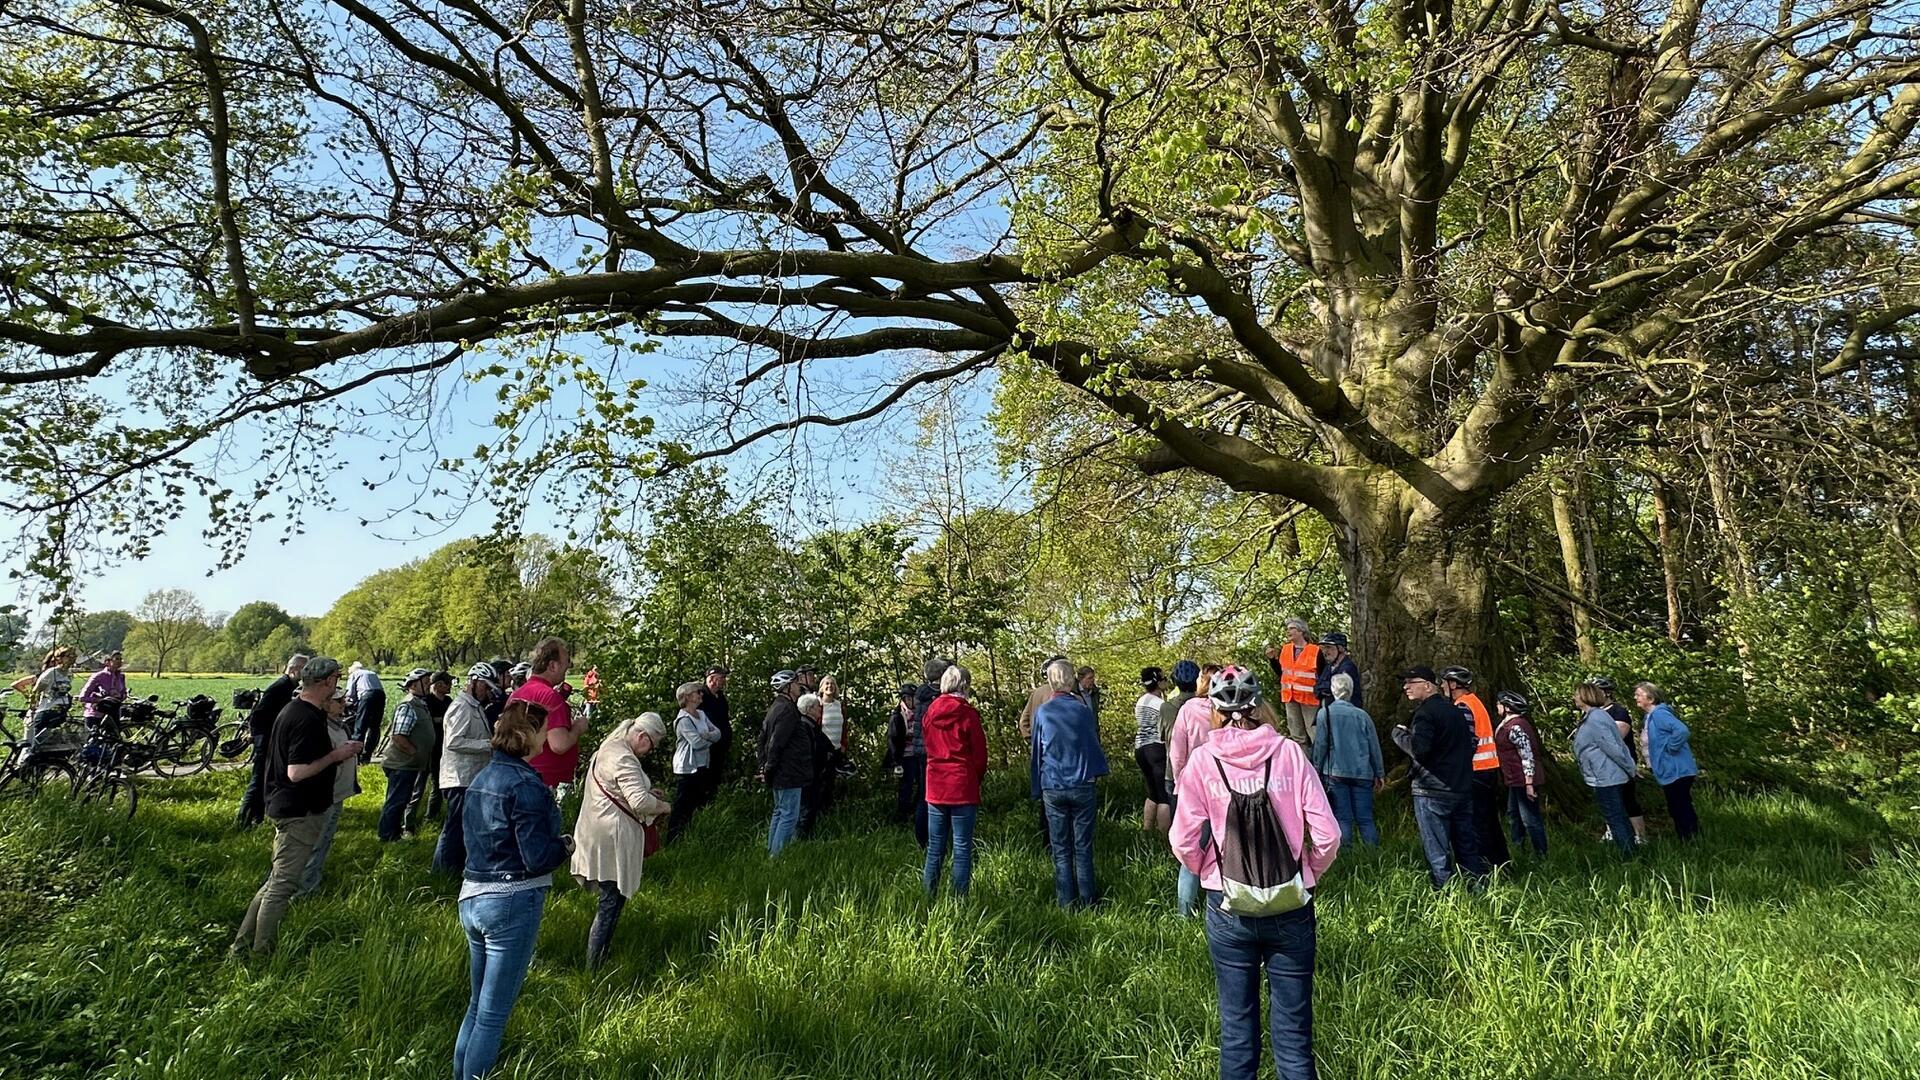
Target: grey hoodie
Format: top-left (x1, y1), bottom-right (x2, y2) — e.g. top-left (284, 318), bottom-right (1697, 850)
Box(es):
top-left (1572, 707), bottom-right (1636, 788)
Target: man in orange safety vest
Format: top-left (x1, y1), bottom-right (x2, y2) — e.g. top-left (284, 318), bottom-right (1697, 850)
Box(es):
top-left (1442, 666), bottom-right (1510, 869)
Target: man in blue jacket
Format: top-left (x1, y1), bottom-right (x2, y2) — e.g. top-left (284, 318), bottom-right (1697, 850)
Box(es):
top-left (1033, 658), bottom-right (1109, 909)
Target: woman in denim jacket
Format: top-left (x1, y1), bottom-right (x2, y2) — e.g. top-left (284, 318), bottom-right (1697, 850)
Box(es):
top-left (1572, 682), bottom-right (1637, 859)
top-left (454, 700), bottom-right (572, 1080)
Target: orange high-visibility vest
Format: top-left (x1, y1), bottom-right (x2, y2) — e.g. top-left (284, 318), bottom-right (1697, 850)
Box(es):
top-left (1278, 642), bottom-right (1320, 705)
top-left (1463, 693), bottom-right (1500, 771)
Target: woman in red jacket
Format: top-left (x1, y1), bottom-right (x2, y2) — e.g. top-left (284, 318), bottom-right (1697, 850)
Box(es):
top-left (922, 663), bottom-right (989, 897)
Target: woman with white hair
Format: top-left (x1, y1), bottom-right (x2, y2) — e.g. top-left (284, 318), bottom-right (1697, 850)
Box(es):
top-left (1033, 657), bottom-right (1109, 909)
top-left (795, 692), bottom-right (837, 836)
top-left (666, 681), bottom-right (722, 844)
top-left (1307, 672), bottom-right (1385, 846)
top-left (922, 663), bottom-right (989, 897)
top-left (571, 712), bottom-right (672, 970)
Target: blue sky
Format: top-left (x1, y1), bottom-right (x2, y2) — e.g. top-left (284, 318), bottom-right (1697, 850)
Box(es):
top-left (45, 356), bottom-right (1006, 621)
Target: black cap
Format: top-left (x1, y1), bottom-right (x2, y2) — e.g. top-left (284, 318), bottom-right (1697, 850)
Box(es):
top-left (706, 665), bottom-right (729, 676)
top-left (1318, 631), bottom-right (1349, 649)
top-left (1399, 665), bottom-right (1439, 684)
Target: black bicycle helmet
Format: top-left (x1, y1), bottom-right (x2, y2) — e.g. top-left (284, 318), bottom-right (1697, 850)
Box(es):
top-left (1439, 665), bottom-right (1474, 688)
top-left (1140, 666), bottom-right (1166, 689)
top-left (1496, 690), bottom-right (1530, 715)
top-left (1585, 675), bottom-right (1616, 694)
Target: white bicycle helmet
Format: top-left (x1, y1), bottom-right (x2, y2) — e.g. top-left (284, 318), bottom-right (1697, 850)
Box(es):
top-left (1208, 664), bottom-right (1263, 717)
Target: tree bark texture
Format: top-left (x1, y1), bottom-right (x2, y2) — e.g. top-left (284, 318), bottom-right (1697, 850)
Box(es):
top-left (1650, 474), bottom-right (1686, 644)
top-left (1549, 473), bottom-right (1600, 665)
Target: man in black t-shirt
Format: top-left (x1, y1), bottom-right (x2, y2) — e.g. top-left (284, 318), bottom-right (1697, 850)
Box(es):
top-left (231, 656), bottom-right (362, 959)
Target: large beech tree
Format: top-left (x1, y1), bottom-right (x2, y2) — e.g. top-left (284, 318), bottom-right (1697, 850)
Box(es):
top-left (3, 0), bottom-right (1917, 702)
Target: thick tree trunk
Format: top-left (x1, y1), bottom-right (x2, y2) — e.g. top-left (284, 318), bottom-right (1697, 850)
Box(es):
top-left (1650, 474), bottom-right (1686, 644)
top-left (1334, 504), bottom-right (1517, 726)
top-left (1333, 498), bottom-right (1587, 815)
top-left (1549, 473), bottom-right (1600, 664)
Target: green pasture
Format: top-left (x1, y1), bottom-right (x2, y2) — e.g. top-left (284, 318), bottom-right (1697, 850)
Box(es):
top-left (0, 757), bottom-right (1916, 1079)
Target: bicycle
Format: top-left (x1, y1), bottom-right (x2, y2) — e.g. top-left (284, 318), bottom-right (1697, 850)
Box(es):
top-left (219, 686), bottom-right (267, 761)
top-left (115, 695), bottom-right (223, 778)
top-left (0, 708), bottom-right (80, 801)
top-left (153, 696), bottom-right (222, 777)
top-left (72, 719), bottom-right (140, 819)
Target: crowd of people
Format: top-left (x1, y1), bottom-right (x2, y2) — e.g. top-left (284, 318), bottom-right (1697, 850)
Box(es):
top-left (10, 619), bottom-right (1702, 1080)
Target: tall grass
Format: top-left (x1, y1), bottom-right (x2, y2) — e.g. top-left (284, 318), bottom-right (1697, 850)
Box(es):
top-left (1, 765), bottom-right (1916, 1079)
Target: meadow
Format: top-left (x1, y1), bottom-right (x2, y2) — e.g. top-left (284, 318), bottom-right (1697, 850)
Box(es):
top-left (1, 742), bottom-right (1917, 1080)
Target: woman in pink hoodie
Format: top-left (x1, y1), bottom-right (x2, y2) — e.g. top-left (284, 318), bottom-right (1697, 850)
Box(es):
top-left (1167, 663), bottom-right (1221, 917)
top-left (1171, 666), bottom-right (1340, 1080)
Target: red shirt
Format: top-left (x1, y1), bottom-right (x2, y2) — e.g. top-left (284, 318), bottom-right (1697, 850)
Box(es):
top-left (512, 675), bottom-right (576, 787)
top-left (923, 694), bottom-right (989, 806)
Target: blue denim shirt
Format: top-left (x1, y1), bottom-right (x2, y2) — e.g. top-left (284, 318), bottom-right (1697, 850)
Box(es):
top-left (1309, 700), bottom-right (1385, 781)
top-left (461, 751), bottom-right (570, 884)
top-left (1032, 694), bottom-right (1109, 791)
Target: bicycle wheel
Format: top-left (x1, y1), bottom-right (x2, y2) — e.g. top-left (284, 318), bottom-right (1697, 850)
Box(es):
top-left (154, 730), bottom-right (215, 778)
top-left (0, 757), bottom-right (78, 800)
top-left (215, 720), bottom-right (251, 760)
top-left (83, 773), bottom-right (138, 819)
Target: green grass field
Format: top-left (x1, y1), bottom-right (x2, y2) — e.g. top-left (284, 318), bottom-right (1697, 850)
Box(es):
top-left (1, 750), bottom-right (1917, 1079)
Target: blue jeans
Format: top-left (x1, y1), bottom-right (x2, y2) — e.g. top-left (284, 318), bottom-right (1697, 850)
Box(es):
top-left (1593, 783), bottom-right (1638, 858)
top-left (1178, 819), bottom-right (1212, 916)
top-left (454, 887), bottom-right (548, 1080)
top-left (1411, 793), bottom-right (1486, 889)
top-left (1323, 776), bottom-right (1378, 846)
top-left (379, 768), bottom-right (419, 842)
top-left (1042, 783), bottom-right (1098, 908)
top-left (1506, 788), bottom-right (1547, 856)
top-left (923, 803), bottom-right (978, 896)
top-left (1205, 893), bottom-right (1317, 1080)
top-left (433, 788), bottom-right (468, 875)
top-left (768, 786), bottom-right (803, 855)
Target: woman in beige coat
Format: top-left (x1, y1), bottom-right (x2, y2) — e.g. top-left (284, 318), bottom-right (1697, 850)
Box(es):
top-left (572, 712), bottom-right (671, 969)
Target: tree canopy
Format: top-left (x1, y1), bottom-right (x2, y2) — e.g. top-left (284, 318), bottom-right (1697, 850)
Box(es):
top-left (2, 0), bottom-right (1918, 702)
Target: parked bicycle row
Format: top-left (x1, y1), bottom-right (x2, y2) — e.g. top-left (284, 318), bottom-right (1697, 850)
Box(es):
top-left (3, 648), bottom-right (255, 817)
